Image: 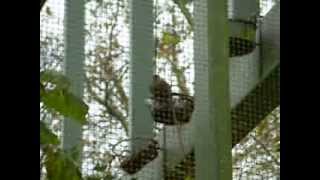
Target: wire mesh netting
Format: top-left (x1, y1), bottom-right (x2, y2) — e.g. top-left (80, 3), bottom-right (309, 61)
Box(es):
top-left (40, 0), bottom-right (279, 179)
top-left (40, 0), bottom-right (65, 178)
top-left (81, 0), bottom-right (131, 178)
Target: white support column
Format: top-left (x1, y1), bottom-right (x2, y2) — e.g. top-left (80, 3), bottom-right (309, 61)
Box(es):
top-left (261, 2), bottom-right (280, 79)
top-left (129, 0), bottom-right (154, 153)
top-left (229, 0), bottom-right (261, 107)
top-left (62, 0), bottom-right (85, 161)
top-left (232, 0), bottom-right (259, 20)
top-left (194, 0), bottom-right (232, 179)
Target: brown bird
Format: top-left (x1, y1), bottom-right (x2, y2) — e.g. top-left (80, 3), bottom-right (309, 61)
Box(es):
top-left (148, 75), bottom-right (194, 125)
top-left (147, 75), bottom-right (172, 115)
top-left (150, 75), bottom-right (171, 101)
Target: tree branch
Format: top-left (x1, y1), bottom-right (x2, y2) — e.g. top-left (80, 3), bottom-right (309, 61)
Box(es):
top-left (86, 79), bottom-right (129, 135)
top-left (172, 0), bottom-right (193, 29)
top-left (85, 0), bottom-right (129, 135)
top-left (169, 12), bottom-right (190, 95)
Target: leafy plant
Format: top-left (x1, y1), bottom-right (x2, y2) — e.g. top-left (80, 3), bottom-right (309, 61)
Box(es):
top-left (40, 70), bottom-right (89, 180)
top-left (41, 70), bottom-right (88, 124)
top-left (40, 121), bottom-right (59, 146)
top-left (162, 32), bottom-right (181, 46)
top-left (41, 70), bottom-right (71, 90)
top-left (44, 147), bottom-right (82, 180)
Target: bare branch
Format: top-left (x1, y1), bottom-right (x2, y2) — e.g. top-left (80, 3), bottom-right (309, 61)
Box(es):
top-left (172, 0), bottom-right (193, 29)
top-left (169, 13), bottom-right (190, 95)
top-left (86, 79), bottom-right (129, 135)
top-left (84, 0), bottom-right (130, 135)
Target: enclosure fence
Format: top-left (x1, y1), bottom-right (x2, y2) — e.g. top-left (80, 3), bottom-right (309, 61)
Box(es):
top-left (40, 0), bottom-right (280, 179)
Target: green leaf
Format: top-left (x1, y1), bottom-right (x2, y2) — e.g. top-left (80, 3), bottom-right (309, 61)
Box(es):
top-left (94, 164), bottom-right (107, 172)
top-left (40, 82), bottom-right (45, 99)
top-left (273, 141), bottom-right (280, 152)
top-left (67, 145), bottom-right (82, 162)
top-left (41, 70), bottom-right (70, 90)
top-left (162, 32), bottom-right (180, 45)
top-left (40, 121), bottom-right (60, 145)
top-left (41, 88), bottom-right (66, 115)
top-left (185, 176), bottom-right (194, 180)
top-left (174, 0), bottom-right (192, 7)
top-left (104, 174), bottom-right (114, 180)
top-left (85, 176), bottom-right (101, 180)
top-left (63, 91), bottom-right (89, 124)
top-left (41, 88), bottom-right (88, 124)
top-left (45, 148), bottom-right (82, 180)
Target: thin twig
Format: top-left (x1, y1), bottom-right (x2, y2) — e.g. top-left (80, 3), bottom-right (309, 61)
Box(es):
top-left (86, 79), bottom-right (129, 135)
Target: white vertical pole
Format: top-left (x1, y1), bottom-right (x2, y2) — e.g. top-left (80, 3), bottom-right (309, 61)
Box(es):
top-left (62, 0), bottom-right (85, 162)
top-left (129, 0), bottom-right (154, 153)
top-left (194, 0), bottom-right (232, 179)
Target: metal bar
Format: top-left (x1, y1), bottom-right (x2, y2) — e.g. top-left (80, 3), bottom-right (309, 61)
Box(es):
top-left (194, 0), bottom-right (232, 179)
top-left (129, 0), bottom-right (154, 154)
top-left (62, 0), bottom-right (85, 163)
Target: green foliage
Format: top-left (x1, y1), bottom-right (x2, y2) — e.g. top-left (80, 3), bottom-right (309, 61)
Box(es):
top-left (162, 32), bottom-right (181, 46)
top-left (45, 148), bottom-right (83, 180)
top-left (85, 172), bottom-right (114, 180)
top-left (103, 173), bottom-right (114, 180)
top-left (185, 176), bottom-right (194, 180)
top-left (41, 89), bottom-right (88, 124)
top-left (173, 0), bottom-right (189, 7)
top-left (68, 144), bottom-right (83, 162)
top-left (274, 141), bottom-right (280, 152)
top-left (41, 70), bottom-right (88, 124)
top-left (85, 176), bottom-right (101, 180)
top-left (41, 138), bottom-right (84, 180)
top-left (40, 121), bottom-right (60, 145)
top-left (40, 70), bottom-right (88, 180)
top-left (41, 70), bottom-right (70, 90)
top-left (40, 83), bottom-right (45, 99)
top-left (94, 164), bottom-right (107, 172)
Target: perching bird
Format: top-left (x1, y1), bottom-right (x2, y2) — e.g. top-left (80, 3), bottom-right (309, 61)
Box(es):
top-left (146, 75), bottom-right (173, 116)
top-left (148, 75), bottom-right (194, 124)
top-left (150, 75), bottom-right (171, 101)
